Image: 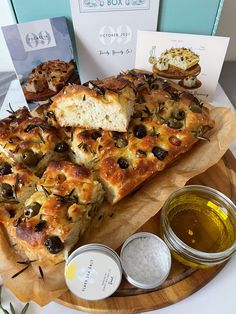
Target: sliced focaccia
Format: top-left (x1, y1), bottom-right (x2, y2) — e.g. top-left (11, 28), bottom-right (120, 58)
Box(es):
top-left (153, 48), bottom-right (201, 80)
top-left (96, 80), bottom-right (214, 204)
top-left (9, 161), bottom-right (104, 264)
top-left (0, 107), bottom-right (70, 176)
top-left (0, 153), bottom-right (38, 249)
top-left (24, 60), bottom-right (75, 94)
top-left (50, 77), bottom-right (135, 132)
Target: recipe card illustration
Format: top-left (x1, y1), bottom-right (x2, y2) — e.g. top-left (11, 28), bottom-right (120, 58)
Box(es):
top-left (70, 0), bottom-right (160, 83)
top-left (2, 17), bottom-right (78, 105)
top-left (135, 31), bottom-right (230, 101)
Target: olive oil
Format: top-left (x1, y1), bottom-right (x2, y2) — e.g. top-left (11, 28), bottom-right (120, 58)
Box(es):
top-left (168, 195), bottom-right (235, 253)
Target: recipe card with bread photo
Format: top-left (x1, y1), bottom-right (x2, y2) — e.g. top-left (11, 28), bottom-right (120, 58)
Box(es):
top-left (2, 17), bottom-right (79, 107)
top-left (70, 0), bottom-right (160, 83)
top-left (135, 31), bottom-right (229, 101)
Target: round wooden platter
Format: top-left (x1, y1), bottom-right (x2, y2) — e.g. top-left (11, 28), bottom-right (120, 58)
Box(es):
top-left (57, 150), bottom-right (236, 313)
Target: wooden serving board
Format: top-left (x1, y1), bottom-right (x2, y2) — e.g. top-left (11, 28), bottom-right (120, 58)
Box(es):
top-left (57, 150), bottom-right (236, 313)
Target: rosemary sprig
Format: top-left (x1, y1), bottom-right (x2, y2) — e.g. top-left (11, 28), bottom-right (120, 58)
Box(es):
top-left (38, 132), bottom-right (45, 144)
top-left (0, 285), bottom-right (29, 314)
top-left (9, 303), bottom-right (15, 314)
top-left (53, 190), bottom-right (78, 205)
top-left (88, 81), bottom-right (106, 95)
top-left (143, 105), bottom-right (152, 116)
top-left (11, 265), bottom-right (30, 279)
top-left (38, 266), bottom-right (44, 280)
top-left (6, 103), bottom-right (15, 115)
top-left (17, 259), bottom-right (37, 265)
top-left (20, 303), bottom-right (29, 314)
top-left (41, 185), bottom-right (50, 197)
top-left (77, 143), bottom-right (95, 155)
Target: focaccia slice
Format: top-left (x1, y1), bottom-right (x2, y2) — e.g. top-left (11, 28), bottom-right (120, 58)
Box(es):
top-left (0, 107), bottom-right (70, 176)
top-left (0, 153), bottom-right (38, 250)
top-left (50, 77), bottom-right (135, 132)
top-left (97, 82), bottom-right (214, 204)
top-left (10, 161), bottom-right (104, 264)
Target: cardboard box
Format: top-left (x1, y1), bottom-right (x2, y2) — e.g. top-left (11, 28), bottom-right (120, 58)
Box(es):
top-left (9, 0), bottom-right (224, 36)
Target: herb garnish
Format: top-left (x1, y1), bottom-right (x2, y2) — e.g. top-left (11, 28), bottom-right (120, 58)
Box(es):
top-left (11, 265), bottom-right (30, 279)
top-left (38, 266), bottom-right (44, 280)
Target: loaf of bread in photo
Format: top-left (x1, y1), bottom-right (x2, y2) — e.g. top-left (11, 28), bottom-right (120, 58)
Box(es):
top-left (50, 77), bottom-right (135, 132)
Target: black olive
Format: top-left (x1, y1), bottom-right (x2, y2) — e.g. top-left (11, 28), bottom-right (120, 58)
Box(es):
top-left (189, 101), bottom-right (202, 113)
top-left (35, 220), bottom-right (46, 232)
top-left (171, 92), bottom-right (180, 102)
top-left (0, 162), bottom-right (12, 176)
top-left (44, 235), bottom-right (64, 254)
top-left (24, 202), bottom-right (41, 218)
top-left (115, 138), bottom-right (128, 148)
top-left (54, 141), bottom-right (69, 153)
top-left (172, 109), bottom-right (185, 120)
top-left (152, 147), bottom-right (168, 160)
top-left (0, 183), bottom-right (13, 199)
top-left (21, 149), bottom-right (40, 167)
top-left (133, 124), bottom-right (147, 139)
top-left (162, 80), bottom-right (171, 91)
top-left (91, 131), bottom-right (102, 140)
top-left (117, 157), bottom-right (129, 169)
top-left (167, 119), bottom-right (183, 129)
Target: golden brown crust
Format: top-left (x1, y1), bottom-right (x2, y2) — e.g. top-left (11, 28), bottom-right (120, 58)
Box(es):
top-left (23, 60), bottom-right (76, 101)
top-left (0, 107), bottom-right (69, 175)
top-left (0, 69), bottom-right (215, 265)
top-left (9, 161), bottom-right (104, 263)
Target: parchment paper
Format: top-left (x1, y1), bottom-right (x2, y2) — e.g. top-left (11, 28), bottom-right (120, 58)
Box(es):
top-left (0, 105), bottom-right (236, 306)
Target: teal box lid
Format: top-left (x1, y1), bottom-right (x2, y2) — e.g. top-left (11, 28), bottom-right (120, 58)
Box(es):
top-left (157, 0), bottom-right (224, 35)
top-left (10, 0), bottom-right (224, 36)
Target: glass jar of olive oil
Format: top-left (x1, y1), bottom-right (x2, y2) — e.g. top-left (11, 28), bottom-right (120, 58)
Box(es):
top-left (160, 185), bottom-right (236, 268)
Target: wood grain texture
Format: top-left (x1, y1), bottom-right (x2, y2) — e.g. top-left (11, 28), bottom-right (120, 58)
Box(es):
top-left (57, 150), bottom-right (236, 313)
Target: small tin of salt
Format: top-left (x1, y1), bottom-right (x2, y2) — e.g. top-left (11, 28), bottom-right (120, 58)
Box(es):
top-left (65, 244), bottom-right (122, 301)
top-left (120, 232), bottom-right (172, 289)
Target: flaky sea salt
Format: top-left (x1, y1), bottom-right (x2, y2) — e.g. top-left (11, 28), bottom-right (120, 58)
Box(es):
top-left (121, 236), bottom-right (171, 286)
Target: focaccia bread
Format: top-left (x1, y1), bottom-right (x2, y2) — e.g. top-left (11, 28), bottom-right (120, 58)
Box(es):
top-left (0, 107), bottom-right (70, 176)
top-left (8, 161), bottom-right (104, 264)
top-left (50, 77), bottom-right (135, 132)
top-left (65, 71), bottom-right (214, 204)
top-left (153, 48), bottom-right (201, 80)
top-left (24, 60), bottom-right (75, 94)
top-left (0, 153), bottom-right (38, 251)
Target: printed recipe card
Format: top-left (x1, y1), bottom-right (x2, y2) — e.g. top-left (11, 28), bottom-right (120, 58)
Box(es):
top-left (70, 0), bottom-right (160, 83)
top-left (2, 17), bottom-right (78, 107)
top-left (135, 31), bottom-right (229, 101)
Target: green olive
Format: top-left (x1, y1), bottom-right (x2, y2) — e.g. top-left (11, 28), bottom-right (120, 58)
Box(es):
top-left (21, 149), bottom-right (40, 167)
top-left (115, 138), bottom-right (128, 148)
top-left (172, 109), bottom-right (185, 120)
top-left (167, 119), bottom-right (183, 129)
top-left (24, 202), bottom-right (41, 218)
top-left (0, 183), bottom-right (13, 199)
top-left (189, 102), bottom-right (202, 113)
top-left (0, 162), bottom-right (12, 176)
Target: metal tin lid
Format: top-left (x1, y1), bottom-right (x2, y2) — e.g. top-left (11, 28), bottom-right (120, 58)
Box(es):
top-left (120, 232), bottom-right (172, 289)
top-left (65, 244), bottom-right (122, 301)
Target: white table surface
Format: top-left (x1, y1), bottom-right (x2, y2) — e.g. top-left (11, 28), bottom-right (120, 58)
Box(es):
top-left (0, 83), bottom-right (235, 314)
